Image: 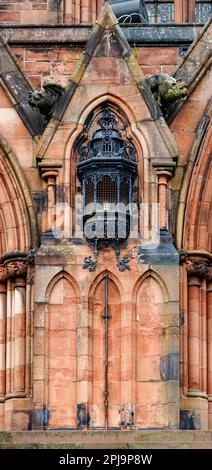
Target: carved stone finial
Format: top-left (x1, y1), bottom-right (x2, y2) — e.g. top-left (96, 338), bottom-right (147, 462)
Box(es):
top-left (28, 83), bottom-right (64, 123)
top-left (146, 73), bottom-right (188, 119)
top-left (186, 257), bottom-right (212, 280)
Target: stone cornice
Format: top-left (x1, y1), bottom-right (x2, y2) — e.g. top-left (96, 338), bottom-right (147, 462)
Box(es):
top-left (0, 25), bottom-right (203, 46)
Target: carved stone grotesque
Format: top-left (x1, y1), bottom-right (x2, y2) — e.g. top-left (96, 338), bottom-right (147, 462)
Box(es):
top-left (146, 73), bottom-right (188, 118)
top-left (28, 83), bottom-right (64, 122)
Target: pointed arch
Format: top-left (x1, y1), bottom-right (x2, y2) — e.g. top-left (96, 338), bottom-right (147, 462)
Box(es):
top-left (64, 97), bottom-right (145, 237)
top-left (132, 268), bottom-right (169, 305)
top-left (45, 271), bottom-right (80, 429)
top-left (45, 270), bottom-right (81, 304)
top-left (0, 134), bottom-right (38, 254)
top-left (182, 125), bottom-right (212, 251)
top-left (88, 268), bottom-right (124, 302)
top-left (133, 269), bottom-right (168, 428)
top-left (88, 270), bottom-right (123, 428)
top-left (176, 106), bottom-right (212, 251)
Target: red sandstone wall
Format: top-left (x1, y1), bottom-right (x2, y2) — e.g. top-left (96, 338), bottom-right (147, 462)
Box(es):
top-left (11, 45), bottom-right (179, 88)
top-left (0, 1), bottom-right (102, 24)
top-left (0, 1), bottom-right (61, 24)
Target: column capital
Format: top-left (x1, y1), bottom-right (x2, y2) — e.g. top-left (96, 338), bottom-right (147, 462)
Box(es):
top-left (186, 257), bottom-right (212, 281)
top-left (0, 265), bottom-right (7, 282)
top-left (4, 259), bottom-right (27, 279)
top-left (152, 160), bottom-right (176, 178)
top-left (38, 160), bottom-right (62, 181)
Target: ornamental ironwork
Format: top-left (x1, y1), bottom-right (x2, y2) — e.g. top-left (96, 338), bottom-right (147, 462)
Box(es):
top-left (77, 107), bottom-right (137, 259)
top-left (79, 108), bottom-right (136, 163)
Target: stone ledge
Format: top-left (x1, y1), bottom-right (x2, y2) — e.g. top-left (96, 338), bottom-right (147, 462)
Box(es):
top-left (0, 25), bottom-right (204, 45)
top-left (0, 430), bottom-right (212, 449)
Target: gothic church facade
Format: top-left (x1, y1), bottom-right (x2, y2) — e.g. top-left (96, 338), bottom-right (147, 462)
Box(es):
top-left (0, 1), bottom-right (211, 434)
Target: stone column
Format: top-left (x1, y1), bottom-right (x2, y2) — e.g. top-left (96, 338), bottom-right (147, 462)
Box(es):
top-left (187, 275), bottom-right (201, 392)
top-left (6, 278), bottom-right (13, 397)
top-left (0, 268), bottom-right (7, 400)
top-left (207, 280), bottom-right (212, 428)
top-left (152, 161), bottom-right (176, 230)
top-left (39, 162), bottom-right (62, 236)
top-left (42, 170), bottom-right (58, 232)
top-left (201, 279), bottom-right (207, 395)
top-left (183, 257), bottom-right (211, 429)
top-left (0, 267), bottom-right (7, 430)
top-left (4, 259), bottom-right (27, 398)
top-left (157, 171), bottom-right (172, 229)
top-left (14, 276), bottom-right (26, 394)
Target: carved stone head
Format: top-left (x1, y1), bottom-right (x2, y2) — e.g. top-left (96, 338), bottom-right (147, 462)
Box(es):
top-left (28, 83), bottom-right (64, 120)
top-left (160, 77), bottom-right (188, 103)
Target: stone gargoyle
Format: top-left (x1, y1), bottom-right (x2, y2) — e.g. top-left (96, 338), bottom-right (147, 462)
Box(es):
top-left (146, 73), bottom-right (188, 119)
top-left (28, 83), bottom-right (64, 123)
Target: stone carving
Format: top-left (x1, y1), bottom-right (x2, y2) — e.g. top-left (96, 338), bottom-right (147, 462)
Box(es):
top-left (119, 403), bottom-right (134, 428)
top-left (146, 73), bottom-right (187, 118)
top-left (4, 261), bottom-right (27, 279)
top-left (186, 258), bottom-right (212, 280)
top-left (0, 265), bottom-right (7, 282)
top-left (28, 83), bottom-right (64, 122)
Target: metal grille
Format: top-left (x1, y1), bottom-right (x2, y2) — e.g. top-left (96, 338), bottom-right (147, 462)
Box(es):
top-left (120, 178), bottom-right (129, 205)
top-left (195, 2), bottom-right (212, 23)
top-left (146, 1), bottom-right (174, 23)
top-left (97, 176), bottom-right (117, 209)
top-left (85, 180), bottom-right (94, 206)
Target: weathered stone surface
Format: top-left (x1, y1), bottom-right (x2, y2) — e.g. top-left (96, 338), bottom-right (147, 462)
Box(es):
top-left (160, 354), bottom-right (180, 381)
top-left (138, 230), bottom-right (179, 265)
top-left (0, 25), bottom-right (203, 46)
top-left (0, 2), bottom-right (210, 436)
